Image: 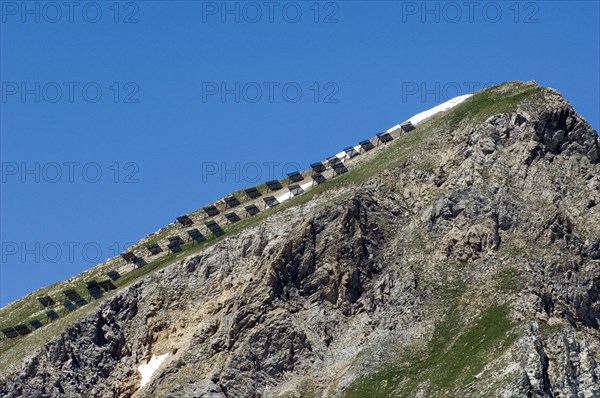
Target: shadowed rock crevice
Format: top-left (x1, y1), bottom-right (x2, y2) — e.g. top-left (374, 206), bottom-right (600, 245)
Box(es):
top-left (267, 196), bottom-right (383, 315)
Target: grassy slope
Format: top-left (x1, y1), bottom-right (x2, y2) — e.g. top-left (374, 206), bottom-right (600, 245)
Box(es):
top-left (0, 81), bottom-right (545, 377)
top-left (343, 304), bottom-right (518, 398)
top-left (341, 274), bottom-right (521, 398)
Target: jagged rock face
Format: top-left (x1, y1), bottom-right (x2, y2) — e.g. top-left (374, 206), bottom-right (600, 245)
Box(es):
top-left (1, 83), bottom-right (599, 398)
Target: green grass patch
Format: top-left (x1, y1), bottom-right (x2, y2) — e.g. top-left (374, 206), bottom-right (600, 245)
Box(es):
top-left (342, 302), bottom-right (517, 398)
top-left (494, 267), bottom-right (525, 294)
top-left (437, 82), bottom-right (544, 130)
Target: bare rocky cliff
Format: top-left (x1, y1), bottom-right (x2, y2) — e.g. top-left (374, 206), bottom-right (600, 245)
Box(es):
top-left (1, 82), bottom-right (599, 398)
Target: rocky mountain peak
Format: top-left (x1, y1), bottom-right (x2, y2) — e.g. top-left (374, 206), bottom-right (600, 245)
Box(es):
top-left (1, 81), bottom-right (599, 398)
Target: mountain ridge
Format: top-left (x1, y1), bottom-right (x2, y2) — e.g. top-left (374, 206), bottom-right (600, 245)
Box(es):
top-left (1, 81), bottom-right (599, 398)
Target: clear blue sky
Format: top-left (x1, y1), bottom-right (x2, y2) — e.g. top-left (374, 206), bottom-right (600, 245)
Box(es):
top-left (1, 1), bottom-right (599, 306)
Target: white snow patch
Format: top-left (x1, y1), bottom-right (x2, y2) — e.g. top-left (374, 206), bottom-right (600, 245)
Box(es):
top-left (386, 124), bottom-right (402, 133)
top-left (274, 190), bottom-right (292, 204)
top-left (405, 93), bottom-right (473, 125)
top-left (138, 353), bottom-right (169, 388)
top-left (273, 179), bottom-right (315, 205)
